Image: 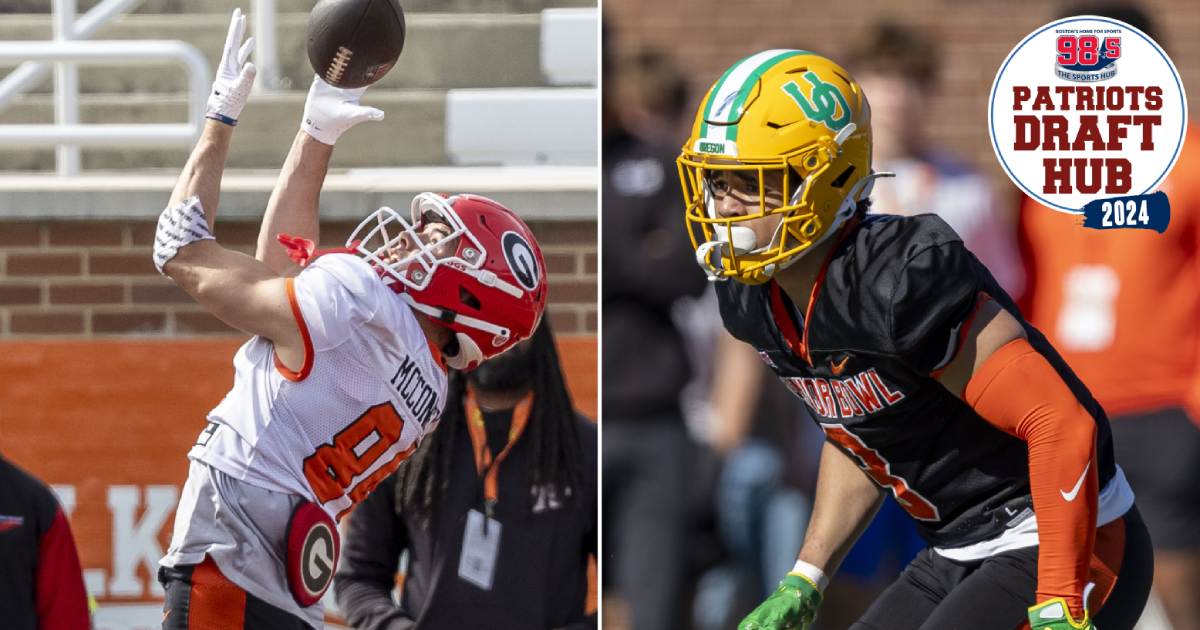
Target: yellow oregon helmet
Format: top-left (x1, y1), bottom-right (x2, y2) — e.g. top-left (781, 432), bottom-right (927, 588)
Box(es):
top-left (678, 50), bottom-right (876, 284)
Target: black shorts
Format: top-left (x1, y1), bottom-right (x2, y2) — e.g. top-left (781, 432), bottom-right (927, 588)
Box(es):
top-left (159, 557), bottom-right (310, 630)
top-left (850, 505), bottom-right (1153, 630)
top-left (1110, 406), bottom-right (1200, 550)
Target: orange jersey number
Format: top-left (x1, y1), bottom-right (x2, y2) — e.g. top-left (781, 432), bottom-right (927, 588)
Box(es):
top-left (303, 402), bottom-right (407, 505)
top-left (823, 424), bottom-right (941, 521)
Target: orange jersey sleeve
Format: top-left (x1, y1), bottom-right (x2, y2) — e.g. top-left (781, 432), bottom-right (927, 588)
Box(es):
top-left (1019, 125), bottom-right (1200, 419)
top-left (965, 338), bottom-right (1099, 618)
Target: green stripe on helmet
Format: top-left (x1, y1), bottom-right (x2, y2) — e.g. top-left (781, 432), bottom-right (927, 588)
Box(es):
top-left (698, 56), bottom-right (748, 142)
top-left (696, 50), bottom-right (812, 146)
top-left (722, 50), bottom-right (807, 142)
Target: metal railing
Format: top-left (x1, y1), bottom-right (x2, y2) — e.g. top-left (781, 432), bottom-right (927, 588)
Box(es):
top-left (0, 40), bottom-right (209, 149)
top-left (0, 0), bottom-right (146, 115)
top-left (253, 0), bottom-right (282, 91)
top-left (0, 0), bottom-right (282, 176)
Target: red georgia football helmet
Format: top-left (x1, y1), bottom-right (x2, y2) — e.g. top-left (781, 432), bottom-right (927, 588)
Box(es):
top-left (348, 192), bottom-right (547, 370)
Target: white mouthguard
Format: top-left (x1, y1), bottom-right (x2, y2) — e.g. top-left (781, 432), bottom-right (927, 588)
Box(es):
top-left (712, 225), bottom-right (758, 254)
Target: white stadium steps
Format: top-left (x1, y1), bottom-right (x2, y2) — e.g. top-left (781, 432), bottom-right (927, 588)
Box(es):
top-left (445, 88), bottom-right (597, 166)
top-left (540, 8), bottom-right (598, 86)
top-left (6, 0), bottom-right (594, 14)
top-left (0, 90), bottom-right (447, 170)
top-left (0, 3), bottom-right (597, 176)
top-left (0, 13), bottom-right (547, 91)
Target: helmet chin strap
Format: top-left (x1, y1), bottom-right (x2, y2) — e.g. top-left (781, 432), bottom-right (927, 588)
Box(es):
top-left (446, 335), bottom-right (483, 370)
top-left (461, 267), bottom-right (522, 299)
top-left (397, 293), bottom-right (512, 368)
top-left (833, 122), bottom-right (858, 147)
top-left (694, 240), bottom-right (728, 282)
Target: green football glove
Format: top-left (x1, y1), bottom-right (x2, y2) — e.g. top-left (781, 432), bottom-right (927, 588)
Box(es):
top-left (1028, 598), bottom-right (1093, 630)
top-left (738, 573), bottom-right (822, 630)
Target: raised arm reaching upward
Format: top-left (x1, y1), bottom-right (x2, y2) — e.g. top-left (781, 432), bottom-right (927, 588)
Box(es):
top-left (255, 78), bottom-right (384, 275)
top-left (153, 9), bottom-right (302, 368)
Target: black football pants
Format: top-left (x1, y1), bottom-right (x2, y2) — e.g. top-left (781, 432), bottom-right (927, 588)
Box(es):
top-left (159, 557), bottom-right (311, 630)
top-left (849, 505), bottom-right (1153, 630)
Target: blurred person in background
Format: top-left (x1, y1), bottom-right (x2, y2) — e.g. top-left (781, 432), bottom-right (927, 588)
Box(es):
top-left (678, 49), bottom-right (1152, 630)
top-left (334, 321), bottom-right (597, 629)
top-left (614, 50), bottom-right (694, 148)
top-left (601, 27), bottom-right (710, 630)
top-left (847, 21), bottom-right (1025, 297)
top-left (1019, 5), bottom-right (1200, 629)
top-left (0, 451), bottom-right (91, 630)
top-left (692, 332), bottom-right (823, 630)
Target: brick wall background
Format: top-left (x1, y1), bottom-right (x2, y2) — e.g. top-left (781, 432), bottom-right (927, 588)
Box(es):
top-left (605, 0), bottom-right (1200, 194)
top-left (0, 218), bottom-right (596, 337)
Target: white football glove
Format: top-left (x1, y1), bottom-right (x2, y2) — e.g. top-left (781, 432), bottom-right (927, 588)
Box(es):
top-left (301, 75), bottom-right (384, 145)
top-left (206, 8), bottom-right (256, 126)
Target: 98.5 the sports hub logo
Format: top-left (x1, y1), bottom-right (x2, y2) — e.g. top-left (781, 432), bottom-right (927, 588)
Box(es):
top-left (989, 16), bottom-right (1187, 232)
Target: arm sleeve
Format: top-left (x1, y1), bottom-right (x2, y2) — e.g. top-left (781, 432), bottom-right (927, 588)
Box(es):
top-left (334, 474), bottom-right (415, 630)
top-left (36, 507), bottom-right (90, 630)
top-left (888, 242), bottom-right (983, 374)
top-left (965, 338), bottom-right (1099, 618)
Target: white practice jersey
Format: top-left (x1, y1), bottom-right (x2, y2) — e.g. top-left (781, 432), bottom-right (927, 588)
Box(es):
top-left (189, 253), bottom-right (447, 523)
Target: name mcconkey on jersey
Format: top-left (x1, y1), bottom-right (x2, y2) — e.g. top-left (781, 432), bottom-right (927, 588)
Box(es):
top-left (783, 368), bottom-right (907, 419)
top-left (389, 356), bottom-right (441, 429)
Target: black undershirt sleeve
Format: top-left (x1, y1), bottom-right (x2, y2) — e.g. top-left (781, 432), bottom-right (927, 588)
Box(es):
top-left (334, 474), bottom-right (415, 630)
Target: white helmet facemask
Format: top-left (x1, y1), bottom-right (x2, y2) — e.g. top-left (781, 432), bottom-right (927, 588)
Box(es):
top-left (348, 192), bottom-right (486, 292)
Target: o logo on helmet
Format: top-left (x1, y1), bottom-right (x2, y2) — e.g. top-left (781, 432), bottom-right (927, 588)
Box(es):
top-left (782, 71), bottom-right (851, 132)
top-left (502, 231), bottom-right (539, 291)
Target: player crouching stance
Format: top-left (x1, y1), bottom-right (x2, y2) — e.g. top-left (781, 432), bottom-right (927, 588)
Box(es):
top-left (152, 10), bottom-right (546, 629)
top-left (679, 51), bottom-right (1153, 630)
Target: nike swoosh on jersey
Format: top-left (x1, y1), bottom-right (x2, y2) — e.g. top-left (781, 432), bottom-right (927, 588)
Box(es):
top-left (1060, 462), bottom-right (1091, 502)
top-left (830, 355), bottom-right (850, 376)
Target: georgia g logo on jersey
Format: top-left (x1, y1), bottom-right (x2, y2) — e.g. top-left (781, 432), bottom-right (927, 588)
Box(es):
top-left (286, 501), bottom-right (339, 607)
top-left (502, 231), bottom-right (540, 291)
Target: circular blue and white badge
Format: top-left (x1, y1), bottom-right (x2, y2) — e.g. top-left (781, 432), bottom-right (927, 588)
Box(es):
top-left (989, 16), bottom-right (1186, 230)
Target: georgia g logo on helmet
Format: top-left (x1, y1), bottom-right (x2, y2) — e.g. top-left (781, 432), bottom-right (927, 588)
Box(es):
top-left (502, 231), bottom-right (540, 292)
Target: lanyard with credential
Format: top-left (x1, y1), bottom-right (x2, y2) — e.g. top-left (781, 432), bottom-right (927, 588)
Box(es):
top-left (464, 388), bottom-right (533, 520)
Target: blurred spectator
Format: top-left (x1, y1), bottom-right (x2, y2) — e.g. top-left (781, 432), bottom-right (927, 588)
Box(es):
top-left (335, 321), bottom-right (596, 629)
top-left (1019, 6), bottom-right (1200, 629)
top-left (847, 21), bottom-right (1025, 296)
top-left (601, 34), bottom-right (710, 630)
top-left (614, 51), bottom-right (693, 147)
top-left (814, 499), bottom-right (927, 630)
top-left (0, 452), bottom-right (91, 630)
top-left (691, 330), bottom-right (822, 630)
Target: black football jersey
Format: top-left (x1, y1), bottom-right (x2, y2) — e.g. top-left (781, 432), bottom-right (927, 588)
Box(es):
top-left (717, 214), bottom-right (1117, 548)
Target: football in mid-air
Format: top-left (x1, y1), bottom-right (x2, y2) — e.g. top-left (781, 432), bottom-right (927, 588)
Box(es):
top-left (306, 0), bottom-right (406, 89)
